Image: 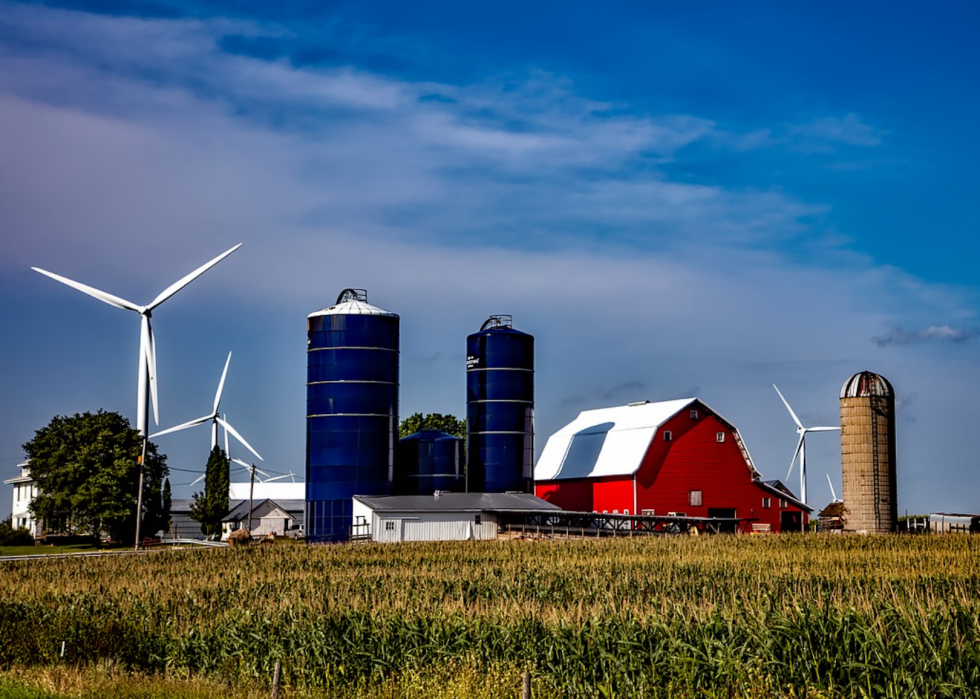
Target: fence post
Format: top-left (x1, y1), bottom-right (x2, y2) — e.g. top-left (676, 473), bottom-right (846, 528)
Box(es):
top-left (522, 671), bottom-right (531, 699)
top-left (271, 659), bottom-right (282, 699)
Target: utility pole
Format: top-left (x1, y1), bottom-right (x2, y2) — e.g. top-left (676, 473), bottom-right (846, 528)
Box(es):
top-left (248, 463), bottom-right (255, 533)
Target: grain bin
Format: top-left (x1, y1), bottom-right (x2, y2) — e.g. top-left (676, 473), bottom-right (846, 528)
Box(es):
top-left (840, 371), bottom-right (897, 533)
top-left (395, 430), bottom-right (463, 495)
top-left (306, 289), bottom-right (398, 541)
top-left (466, 315), bottom-right (534, 493)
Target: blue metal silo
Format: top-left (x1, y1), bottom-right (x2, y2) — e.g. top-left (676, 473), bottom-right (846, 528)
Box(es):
top-left (306, 289), bottom-right (398, 541)
top-left (395, 430), bottom-right (463, 495)
top-left (466, 315), bottom-right (534, 493)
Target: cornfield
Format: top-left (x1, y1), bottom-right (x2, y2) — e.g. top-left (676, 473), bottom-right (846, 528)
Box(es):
top-left (1, 535), bottom-right (979, 698)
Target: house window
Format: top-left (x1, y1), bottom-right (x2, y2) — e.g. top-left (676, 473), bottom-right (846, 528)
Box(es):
top-left (716, 432), bottom-right (726, 443)
top-left (663, 430), bottom-right (672, 442)
top-left (690, 410), bottom-right (699, 420)
top-left (689, 490), bottom-right (703, 507)
top-left (762, 497), bottom-right (771, 509)
top-left (384, 521), bottom-right (395, 531)
top-left (474, 514), bottom-right (482, 525)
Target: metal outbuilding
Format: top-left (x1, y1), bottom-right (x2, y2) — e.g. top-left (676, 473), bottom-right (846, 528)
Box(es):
top-left (352, 492), bottom-right (560, 542)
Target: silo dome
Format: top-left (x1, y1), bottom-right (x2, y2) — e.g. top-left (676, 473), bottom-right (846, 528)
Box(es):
top-left (840, 371), bottom-right (893, 399)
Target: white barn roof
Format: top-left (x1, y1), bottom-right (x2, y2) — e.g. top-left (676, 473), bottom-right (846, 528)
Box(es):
top-left (535, 398), bottom-right (760, 482)
top-left (535, 398), bottom-right (697, 481)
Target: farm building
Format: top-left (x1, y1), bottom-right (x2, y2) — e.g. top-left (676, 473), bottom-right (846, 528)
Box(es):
top-left (534, 398), bottom-right (811, 533)
top-left (222, 499), bottom-right (304, 539)
top-left (928, 513), bottom-right (980, 534)
top-left (165, 499), bottom-right (304, 540)
top-left (351, 492), bottom-right (560, 542)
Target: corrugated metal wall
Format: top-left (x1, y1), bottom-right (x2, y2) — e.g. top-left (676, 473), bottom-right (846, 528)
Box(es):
top-left (372, 514), bottom-right (499, 542)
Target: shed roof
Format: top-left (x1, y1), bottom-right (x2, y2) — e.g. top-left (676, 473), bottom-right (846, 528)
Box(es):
top-left (354, 492), bottom-right (560, 513)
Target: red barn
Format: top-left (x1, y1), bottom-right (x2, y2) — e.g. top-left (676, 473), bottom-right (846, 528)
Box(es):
top-left (534, 398), bottom-right (810, 533)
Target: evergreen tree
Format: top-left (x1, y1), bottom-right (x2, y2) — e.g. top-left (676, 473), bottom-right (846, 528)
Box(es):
top-left (190, 446), bottom-right (229, 537)
top-left (22, 410), bottom-right (168, 544)
top-left (160, 478), bottom-right (172, 536)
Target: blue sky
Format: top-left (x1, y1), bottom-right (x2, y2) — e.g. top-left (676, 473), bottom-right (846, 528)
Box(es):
top-left (2, 0), bottom-right (978, 517)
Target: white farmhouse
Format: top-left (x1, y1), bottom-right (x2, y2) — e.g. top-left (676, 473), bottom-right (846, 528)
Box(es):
top-left (3, 461), bottom-right (39, 537)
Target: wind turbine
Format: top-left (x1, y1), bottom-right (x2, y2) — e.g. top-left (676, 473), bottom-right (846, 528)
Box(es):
top-left (32, 244), bottom-right (241, 438)
top-left (151, 351), bottom-right (263, 463)
top-left (32, 243), bottom-right (242, 548)
top-left (773, 384), bottom-right (840, 508)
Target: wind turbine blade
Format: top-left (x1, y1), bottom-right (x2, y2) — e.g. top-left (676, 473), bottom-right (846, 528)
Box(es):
top-left (827, 473), bottom-right (839, 502)
top-left (147, 244), bottom-right (242, 310)
top-left (190, 473), bottom-right (206, 486)
top-left (773, 384), bottom-right (804, 429)
top-left (217, 417), bottom-right (263, 461)
top-left (149, 414), bottom-right (212, 439)
top-left (31, 267), bottom-right (142, 312)
top-left (263, 474), bottom-right (291, 483)
top-left (211, 419), bottom-right (218, 451)
top-left (807, 426), bottom-right (840, 433)
top-left (213, 352), bottom-right (232, 414)
top-left (224, 416), bottom-right (230, 456)
top-left (144, 317), bottom-right (159, 425)
top-left (786, 433), bottom-right (804, 481)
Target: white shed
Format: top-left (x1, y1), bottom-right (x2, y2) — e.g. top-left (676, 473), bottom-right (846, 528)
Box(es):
top-left (351, 492), bottom-right (561, 542)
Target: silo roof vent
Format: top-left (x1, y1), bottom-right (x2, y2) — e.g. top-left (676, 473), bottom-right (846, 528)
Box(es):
top-left (840, 371), bottom-right (893, 399)
top-left (308, 287), bottom-right (398, 318)
top-left (336, 288), bottom-right (369, 304)
top-left (480, 314), bottom-right (514, 331)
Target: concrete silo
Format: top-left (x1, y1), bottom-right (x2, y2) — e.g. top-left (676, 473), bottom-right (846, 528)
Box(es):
top-left (840, 371), bottom-right (897, 533)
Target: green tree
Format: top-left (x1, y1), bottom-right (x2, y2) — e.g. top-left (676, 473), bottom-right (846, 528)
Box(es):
top-left (22, 410), bottom-right (168, 544)
top-left (190, 446), bottom-right (229, 537)
top-left (399, 412), bottom-right (466, 439)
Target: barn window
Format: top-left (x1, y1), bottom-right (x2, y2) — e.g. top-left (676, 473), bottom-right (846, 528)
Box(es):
top-left (762, 497), bottom-right (772, 509)
top-left (384, 521), bottom-right (395, 531)
top-left (716, 432), bottom-right (726, 443)
top-left (689, 490), bottom-right (703, 507)
top-left (641, 509), bottom-right (656, 516)
top-left (474, 514), bottom-right (482, 525)
top-left (623, 509), bottom-right (630, 515)
top-left (663, 430), bottom-right (672, 442)
top-left (690, 410), bottom-right (699, 420)
top-left (780, 499), bottom-right (788, 509)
